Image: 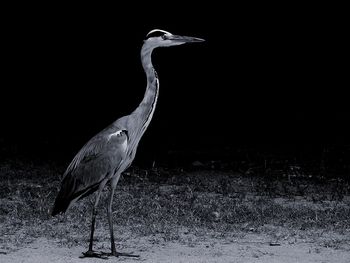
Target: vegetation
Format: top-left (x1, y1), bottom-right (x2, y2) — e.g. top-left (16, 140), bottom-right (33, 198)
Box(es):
top-left (0, 157), bottom-right (350, 253)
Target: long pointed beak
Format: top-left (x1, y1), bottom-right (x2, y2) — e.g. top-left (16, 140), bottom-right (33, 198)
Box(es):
top-left (168, 35), bottom-right (205, 43)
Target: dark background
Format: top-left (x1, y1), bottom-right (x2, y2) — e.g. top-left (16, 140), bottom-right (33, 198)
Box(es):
top-left (1, 4), bottom-right (349, 170)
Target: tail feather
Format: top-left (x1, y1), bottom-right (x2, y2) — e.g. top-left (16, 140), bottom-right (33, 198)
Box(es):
top-left (51, 195), bottom-right (71, 216)
top-left (51, 175), bottom-right (100, 216)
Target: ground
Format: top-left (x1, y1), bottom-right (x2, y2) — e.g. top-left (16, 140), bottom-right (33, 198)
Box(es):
top-left (0, 160), bottom-right (350, 262)
top-left (2, 233), bottom-right (350, 263)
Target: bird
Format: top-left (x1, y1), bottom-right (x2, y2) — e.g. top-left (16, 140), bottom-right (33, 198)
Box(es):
top-left (51, 29), bottom-right (204, 259)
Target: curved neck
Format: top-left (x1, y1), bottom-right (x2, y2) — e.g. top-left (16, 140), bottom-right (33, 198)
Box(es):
top-left (131, 44), bottom-right (159, 133)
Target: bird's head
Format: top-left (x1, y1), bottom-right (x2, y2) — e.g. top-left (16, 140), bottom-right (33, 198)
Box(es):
top-left (144, 29), bottom-right (205, 48)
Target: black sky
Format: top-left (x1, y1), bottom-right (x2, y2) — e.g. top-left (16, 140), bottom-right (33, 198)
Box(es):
top-left (1, 4), bottom-right (349, 163)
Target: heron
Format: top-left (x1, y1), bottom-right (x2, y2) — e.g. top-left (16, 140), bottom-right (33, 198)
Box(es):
top-left (51, 29), bottom-right (204, 259)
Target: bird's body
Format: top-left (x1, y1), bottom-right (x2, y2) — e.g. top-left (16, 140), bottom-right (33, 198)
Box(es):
top-left (51, 29), bottom-right (204, 258)
top-left (52, 67), bottom-right (158, 215)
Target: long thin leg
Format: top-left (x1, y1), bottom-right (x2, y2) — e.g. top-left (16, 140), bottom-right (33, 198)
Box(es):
top-left (80, 179), bottom-right (108, 259)
top-left (108, 177), bottom-right (118, 254)
top-left (106, 176), bottom-right (139, 258)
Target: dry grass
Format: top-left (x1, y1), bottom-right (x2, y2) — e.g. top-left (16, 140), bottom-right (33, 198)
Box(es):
top-left (0, 159), bottom-right (350, 252)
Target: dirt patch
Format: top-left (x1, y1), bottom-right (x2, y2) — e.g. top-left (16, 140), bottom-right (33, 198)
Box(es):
top-left (1, 234), bottom-right (349, 263)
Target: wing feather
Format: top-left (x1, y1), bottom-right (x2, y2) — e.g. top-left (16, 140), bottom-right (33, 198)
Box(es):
top-left (52, 126), bottom-right (128, 215)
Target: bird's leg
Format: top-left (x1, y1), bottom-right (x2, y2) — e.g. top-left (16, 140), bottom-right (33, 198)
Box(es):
top-left (80, 180), bottom-right (108, 259)
top-left (107, 187), bottom-right (117, 255)
top-left (88, 209), bottom-right (97, 251)
top-left (104, 176), bottom-right (139, 258)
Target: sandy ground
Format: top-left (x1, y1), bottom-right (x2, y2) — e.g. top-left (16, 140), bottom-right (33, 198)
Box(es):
top-left (1, 234), bottom-right (349, 263)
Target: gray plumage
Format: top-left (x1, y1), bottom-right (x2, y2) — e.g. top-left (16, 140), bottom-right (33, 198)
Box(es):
top-left (51, 29), bottom-right (204, 258)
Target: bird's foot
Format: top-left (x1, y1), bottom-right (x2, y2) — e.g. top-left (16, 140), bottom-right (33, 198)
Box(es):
top-left (80, 250), bottom-right (139, 259)
top-left (102, 251), bottom-right (140, 258)
top-left (79, 250), bottom-right (108, 259)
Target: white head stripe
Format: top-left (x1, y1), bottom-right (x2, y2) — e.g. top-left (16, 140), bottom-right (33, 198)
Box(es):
top-left (146, 29), bottom-right (172, 37)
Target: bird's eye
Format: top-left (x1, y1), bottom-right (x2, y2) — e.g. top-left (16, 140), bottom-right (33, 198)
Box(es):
top-left (161, 35), bottom-right (167, 40)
